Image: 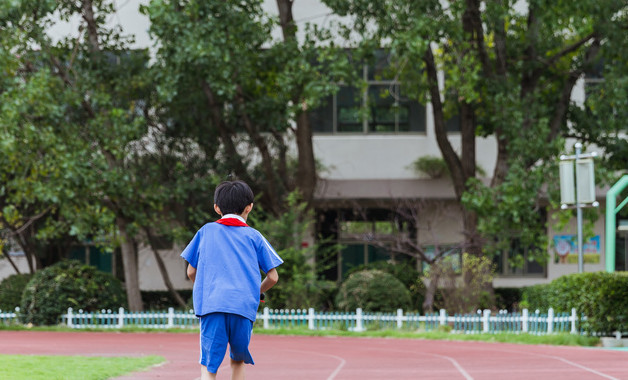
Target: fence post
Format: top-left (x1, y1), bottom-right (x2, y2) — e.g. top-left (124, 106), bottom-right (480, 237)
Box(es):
top-left (483, 309), bottom-right (490, 333)
top-left (263, 307), bottom-right (270, 329)
top-left (570, 308), bottom-right (577, 334)
top-left (439, 309), bottom-right (446, 326)
top-left (397, 309), bottom-right (404, 329)
top-left (167, 307), bottom-right (174, 328)
top-left (355, 308), bottom-right (365, 332)
top-left (67, 307), bottom-right (74, 328)
top-left (547, 308), bottom-right (554, 334)
top-left (308, 308), bottom-right (315, 330)
top-left (522, 309), bottom-right (529, 333)
top-left (117, 307), bottom-right (125, 328)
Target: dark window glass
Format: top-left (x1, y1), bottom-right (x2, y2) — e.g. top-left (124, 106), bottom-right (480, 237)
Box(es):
top-left (446, 114), bottom-right (461, 132)
top-left (406, 97), bottom-right (425, 132)
top-left (367, 244), bottom-right (390, 264)
top-left (367, 49), bottom-right (394, 81)
top-left (337, 86), bottom-right (363, 132)
top-left (526, 258), bottom-right (545, 274)
top-left (310, 94), bottom-right (334, 133)
top-left (368, 85), bottom-right (396, 132)
top-left (341, 244), bottom-right (366, 278)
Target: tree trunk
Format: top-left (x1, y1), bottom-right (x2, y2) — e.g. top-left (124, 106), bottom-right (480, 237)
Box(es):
top-left (295, 110), bottom-right (317, 204)
top-left (422, 272), bottom-right (440, 313)
top-left (145, 229), bottom-right (187, 309)
top-left (2, 246), bottom-right (21, 274)
top-left (117, 217), bottom-right (143, 311)
top-left (462, 209), bottom-right (482, 255)
top-left (276, 0), bottom-right (318, 205)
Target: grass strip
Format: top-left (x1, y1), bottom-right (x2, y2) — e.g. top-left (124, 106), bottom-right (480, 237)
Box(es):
top-left (254, 327), bottom-right (601, 346)
top-left (0, 354), bottom-right (164, 380)
top-left (0, 324), bottom-right (600, 346)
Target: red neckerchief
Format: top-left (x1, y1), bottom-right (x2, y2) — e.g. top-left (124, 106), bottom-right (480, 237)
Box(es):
top-left (215, 218), bottom-right (248, 227)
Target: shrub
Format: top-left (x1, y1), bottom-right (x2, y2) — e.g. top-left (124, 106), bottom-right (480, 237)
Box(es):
top-left (20, 260), bottom-right (127, 325)
top-left (522, 272), bottom-right (628, 334)
top-left (335, 270), bottom-right (411, 312)
top-left (0, 273), bottom-right (32, 311)
top-left (346, 260), bottom-right (423, 311)
top-left (428, 253), bottom-right (496, 313)
top-left (494, 287), bottom-right (524, 311)
top-left (412, 156), bottom-right (449, 179)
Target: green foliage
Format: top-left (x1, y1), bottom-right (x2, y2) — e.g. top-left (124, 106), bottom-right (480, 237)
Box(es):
top-left (428, 253), bottom-right (496, 313)
top-left (521, 272), bottom-right (628, 334)
top-left (0, 273), bottom-right (32, 311)
top-left (324, 0), bottom-right (628, 267)
top-left (335, 269), bottom-right (412, 312)
top-left (412, 156), bottom-right (449, 179)
top-left (345, 260), bottom-right (423, 311)
top-left (249, 192), bottom-right (332, 309)
top-left (20, 260), bottom-right (126, 325)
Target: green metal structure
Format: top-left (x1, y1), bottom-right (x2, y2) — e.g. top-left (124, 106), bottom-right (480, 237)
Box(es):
top-left (605, 175), bottom-right (628, 272)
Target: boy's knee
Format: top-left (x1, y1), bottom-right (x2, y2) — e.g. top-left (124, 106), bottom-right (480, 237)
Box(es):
top-left (231, 359), bottom-right (245, 367)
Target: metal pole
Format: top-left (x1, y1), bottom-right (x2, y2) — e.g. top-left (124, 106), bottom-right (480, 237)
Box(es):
top-left (574, 143), bottom-right (584, 273)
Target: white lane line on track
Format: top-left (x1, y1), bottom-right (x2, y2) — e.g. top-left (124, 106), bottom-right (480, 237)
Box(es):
top-left (466, 346), bottom-right (620, 380)
top-left (428, 353), bottom-right (474, 380)
top-left (380, 348), bottom-right (474, 380)
top-left (285, 349), bottom-right (346, 380)
top-left (544, 355), bottom-right (620, 380)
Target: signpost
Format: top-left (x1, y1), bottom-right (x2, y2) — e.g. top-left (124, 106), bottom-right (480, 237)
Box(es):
top-left (559, 143), bottom-right (598, 273)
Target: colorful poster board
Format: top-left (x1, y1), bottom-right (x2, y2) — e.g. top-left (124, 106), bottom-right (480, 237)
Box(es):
top-left (553, 235), bottom-right (600, 264)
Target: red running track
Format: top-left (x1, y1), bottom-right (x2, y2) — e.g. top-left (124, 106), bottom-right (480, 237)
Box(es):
top-left (1, 331), bottom-right (627, 379)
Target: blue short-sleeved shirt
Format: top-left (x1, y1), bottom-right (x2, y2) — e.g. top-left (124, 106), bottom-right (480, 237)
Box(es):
top-left (181, 217), bottom-right (283, 322)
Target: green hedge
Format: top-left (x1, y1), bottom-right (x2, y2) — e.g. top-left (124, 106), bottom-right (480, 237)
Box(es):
top-left (20, 260), bottom-right (127, 325)
top-left (522, 272), bottom-right (628, 334)
top-left (0, 273), bottom-right (33, 311)
top-left (335, 269), bottom-right (411, 312)
top-left (345, 260), bottom-right (423, 311)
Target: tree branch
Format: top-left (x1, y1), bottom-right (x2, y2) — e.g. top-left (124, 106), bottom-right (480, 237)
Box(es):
top-left (542, 32), bottom-right (596, 67)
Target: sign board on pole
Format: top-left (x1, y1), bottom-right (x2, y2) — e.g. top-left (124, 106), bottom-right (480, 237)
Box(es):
top-left (559, 161), bottom-right (575, 204)
top-left (576, 159), bottom-right (596, 203)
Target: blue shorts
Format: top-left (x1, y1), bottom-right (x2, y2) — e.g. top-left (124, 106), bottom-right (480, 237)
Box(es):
top-left (199, 312), bottom-right (254, 373)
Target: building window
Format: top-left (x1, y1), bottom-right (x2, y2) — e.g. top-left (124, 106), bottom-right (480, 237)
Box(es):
top-left (420, 245), bottom-right (462, 273)
top-left (493, 239), bottom-right (546, 277)
top-left (310, 51), bottom-right (426, 134)
top-left (316, 208), bottom-right (418, 281)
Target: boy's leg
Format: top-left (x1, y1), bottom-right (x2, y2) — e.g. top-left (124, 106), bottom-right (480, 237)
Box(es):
top-left (226, 314), bottom-right (254, 367)
top-left (230, 359), bottom-right (245, 380)
top-left (201, 365), bottom-right (217, 380)
top-left (199, 313), bottom-right (230, 376)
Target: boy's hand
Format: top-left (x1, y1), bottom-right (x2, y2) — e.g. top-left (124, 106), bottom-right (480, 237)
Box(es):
top-left (260, 293), bottom-right (266, 303)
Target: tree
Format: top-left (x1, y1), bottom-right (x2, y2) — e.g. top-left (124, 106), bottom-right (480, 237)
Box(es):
top-left (143, 0), bottom-right (349, 214)
top-left (323, 0), bottom-right (628, 264)
top-left (0, 0), bottom-right (159, 310)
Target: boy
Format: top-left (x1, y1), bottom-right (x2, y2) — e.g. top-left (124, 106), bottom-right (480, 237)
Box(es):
top-left (181, 180), bottom-right (283, 380)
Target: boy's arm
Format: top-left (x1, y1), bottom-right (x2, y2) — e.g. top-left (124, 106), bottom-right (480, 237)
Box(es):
top-left (260, 267), bottom-right (278, 294)
top-left (186, 263), bottom-right (197, 283)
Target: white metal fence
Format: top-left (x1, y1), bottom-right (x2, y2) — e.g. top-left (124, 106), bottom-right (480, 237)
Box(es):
top-left (0, 306), bottom-right (584, 335)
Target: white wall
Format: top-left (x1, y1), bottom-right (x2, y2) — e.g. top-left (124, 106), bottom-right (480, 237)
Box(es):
top-left (137, 244), bottom-right (193, 291)
top-left (0, 256), bottom-right (31, 283)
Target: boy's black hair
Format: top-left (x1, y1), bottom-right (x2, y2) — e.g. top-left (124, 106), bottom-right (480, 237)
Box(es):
top-left (214, 180), bottom-right (254, 215)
